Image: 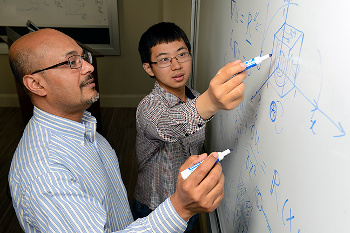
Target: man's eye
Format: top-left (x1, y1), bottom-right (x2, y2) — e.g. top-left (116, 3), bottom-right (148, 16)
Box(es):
top-left (70, 60), bottom-right (77, 65)
top-left (159, 57), bottom-right (169, 63)
top-left (178, 53), bottom-right (186, 57)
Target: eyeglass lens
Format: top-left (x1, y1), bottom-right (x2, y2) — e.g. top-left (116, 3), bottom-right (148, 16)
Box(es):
top-left (68, 52), bottom-right (92, 69)
top-left (157, 52), bottom-right (191, 68)
top-left (83, 52), bottom-right (93, 64)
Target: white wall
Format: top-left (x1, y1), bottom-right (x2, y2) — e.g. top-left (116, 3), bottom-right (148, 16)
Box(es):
top-left (0, 0), bottom-right (192, 107)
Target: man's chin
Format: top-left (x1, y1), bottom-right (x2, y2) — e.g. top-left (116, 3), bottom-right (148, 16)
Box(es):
top-left (84, 92), bottom-right (100, 105)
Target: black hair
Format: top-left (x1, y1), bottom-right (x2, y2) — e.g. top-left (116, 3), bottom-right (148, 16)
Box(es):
top-left (9, 48), bottom-right (35, 89)
top-left (138, 22), bottom-right (191, 64)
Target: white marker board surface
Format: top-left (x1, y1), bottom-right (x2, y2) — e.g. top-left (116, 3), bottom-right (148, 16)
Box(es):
top-left (194, 0), bottom-right (349, 232)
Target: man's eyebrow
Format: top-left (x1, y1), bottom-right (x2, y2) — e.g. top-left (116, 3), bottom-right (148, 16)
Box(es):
top-left (65, 50), bottom-right (79, 57)
top-left (155, 46), bottom-right (188, 58)
top-left (177, 46), bottom-right (187, 52)
top-left (155, 52), bottom-right (168, 58)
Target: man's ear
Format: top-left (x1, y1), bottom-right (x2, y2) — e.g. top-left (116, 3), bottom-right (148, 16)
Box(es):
top-left (22, 75), bottom-right (47, 97)
top-left (142, 63), bottom-right (155, 77)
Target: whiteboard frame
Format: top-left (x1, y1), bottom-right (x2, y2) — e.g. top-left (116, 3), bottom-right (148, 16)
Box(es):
top-left (0, 0), bottom-right (120, 56)
top-left (209, 211), bottom-right (221, 233)
top-left (190, 0), bottom-right (200, 89)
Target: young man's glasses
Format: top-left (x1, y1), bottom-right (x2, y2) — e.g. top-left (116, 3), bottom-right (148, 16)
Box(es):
top-left (31, 52), bottom-right (93, 75)
top-left (150, 52), bottom-right (191, 68)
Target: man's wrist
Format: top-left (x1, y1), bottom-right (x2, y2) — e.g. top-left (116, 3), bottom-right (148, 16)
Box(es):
top-left (170, 194), bottom-right (193, 222)
top-left (196, 91), bottom-right (218, 120)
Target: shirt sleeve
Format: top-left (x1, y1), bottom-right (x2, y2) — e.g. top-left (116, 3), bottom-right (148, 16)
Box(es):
top-left (26, 172), bottom-right (186, 232)
top-left (137, 96), bottom-right (211, 143)
top-left (124, 198), bottom-right (188, 232)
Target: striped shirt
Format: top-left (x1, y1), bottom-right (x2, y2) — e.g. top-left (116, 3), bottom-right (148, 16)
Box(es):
top-left (135, 81), bottom-right (210, 210)
top-left (9, 106), bottom-right (187, 232)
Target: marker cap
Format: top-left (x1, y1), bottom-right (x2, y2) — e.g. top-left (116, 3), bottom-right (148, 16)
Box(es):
top-left (181, 169), bottom-right (192, 180)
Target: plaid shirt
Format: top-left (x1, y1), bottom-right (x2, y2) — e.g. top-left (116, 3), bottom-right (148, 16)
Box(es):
top-left (135, 81), bottom-right (210, 210)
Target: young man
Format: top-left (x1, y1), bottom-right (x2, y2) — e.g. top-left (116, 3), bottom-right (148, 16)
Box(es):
top-left (8, 28), bottom-right (229, 232)
top-left (133, 22), bottom-right (247, 231)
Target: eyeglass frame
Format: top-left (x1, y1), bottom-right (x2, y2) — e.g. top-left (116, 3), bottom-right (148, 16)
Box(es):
top-left (149, 52), bottom-right (192, 68)
top-left (30, 51), bottom-right (93, 75)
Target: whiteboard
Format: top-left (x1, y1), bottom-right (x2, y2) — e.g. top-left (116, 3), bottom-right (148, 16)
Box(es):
top-left (0, 0), bottom-right (120, 55)
top-left (194, 0), bottom-right (349, 232)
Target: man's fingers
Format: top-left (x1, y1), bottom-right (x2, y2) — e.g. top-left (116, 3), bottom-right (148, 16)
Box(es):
top-left (216, 60), bottom-right (242, 75)
top-left (180, 153), bottom-right (208, 171)
top-left (219, 82), bottom-right (246, 110)
top-left (208, 171), bottom-right (225, 205)
top-left (185, 152), bottom-right (219, 183)
top-left (195, 163), bottom-right (225, 212)
top-left (198, 159), bottom-right (223, 190)
top-left (214, 61), bottom-right (246, 85)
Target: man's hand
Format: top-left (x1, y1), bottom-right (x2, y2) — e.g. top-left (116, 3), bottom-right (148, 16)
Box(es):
top-left (196, 60), bottom-right (247, 119)
top-left (170, 153), bottom-right (225, 221)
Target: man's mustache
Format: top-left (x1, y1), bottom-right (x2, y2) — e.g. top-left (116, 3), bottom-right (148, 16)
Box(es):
top-left (79, 74), bottom-right (94, 88)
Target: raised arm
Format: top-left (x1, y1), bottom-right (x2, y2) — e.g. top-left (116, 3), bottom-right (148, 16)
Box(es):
top-left (196, 60), bottom-right (247, 120)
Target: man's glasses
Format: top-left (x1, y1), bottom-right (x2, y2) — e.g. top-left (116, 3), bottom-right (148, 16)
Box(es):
top-left (31, 52), bottom-right (93, 75)
top-left (150, 52), bottom-right (191, 68)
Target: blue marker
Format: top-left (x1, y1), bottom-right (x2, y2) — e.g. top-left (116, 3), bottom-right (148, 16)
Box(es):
top-left (181, 149), bottom-right (233, 180)
top-left (244, 53), bottom-right (272, 71)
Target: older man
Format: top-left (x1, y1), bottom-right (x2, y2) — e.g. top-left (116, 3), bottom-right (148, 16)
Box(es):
top-left (8, 28), bottom-right (229, 232)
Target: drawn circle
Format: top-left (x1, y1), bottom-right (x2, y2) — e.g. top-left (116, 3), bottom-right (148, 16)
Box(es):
top-left (274, 51), bottom-right (288, 87)
top-left (270, 101), bottom-right (277, 122)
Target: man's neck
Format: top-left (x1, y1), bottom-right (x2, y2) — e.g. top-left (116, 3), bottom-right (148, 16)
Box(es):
top-left (34, 103), bottom-right (86, 123)
top-left (158, 82), bottom-right (188, 102)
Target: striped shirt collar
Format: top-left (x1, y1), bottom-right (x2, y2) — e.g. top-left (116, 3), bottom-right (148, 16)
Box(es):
top-left (153, 81), bottom-right (197, 107)
top-left (32, 106), bottom-right (97, 143)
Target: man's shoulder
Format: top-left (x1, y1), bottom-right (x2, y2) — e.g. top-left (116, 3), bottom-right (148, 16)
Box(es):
top-left (9, 122), bottom-right (53, 195)
top-left (13, 119), bottom-right (52, 162)
top-left (137, 92), bottom-right (166, 111)
top-left (9, 117), bottom-right (74, 183)
top-left (21, 118), bottom-right (52, 147)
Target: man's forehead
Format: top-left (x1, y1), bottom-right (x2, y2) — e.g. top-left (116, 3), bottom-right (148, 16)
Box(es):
top-left (151, 40), bottom-right (188, 55)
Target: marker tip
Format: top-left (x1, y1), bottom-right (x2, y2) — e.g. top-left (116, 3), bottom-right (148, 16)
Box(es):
top-left (269, 54), bottom-right (272, 57)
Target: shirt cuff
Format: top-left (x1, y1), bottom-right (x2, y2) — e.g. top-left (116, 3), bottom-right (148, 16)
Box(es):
top-left (147, 197), bottom-right (187, 232)
top-left (191, 97), bottom-right (214, 123)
